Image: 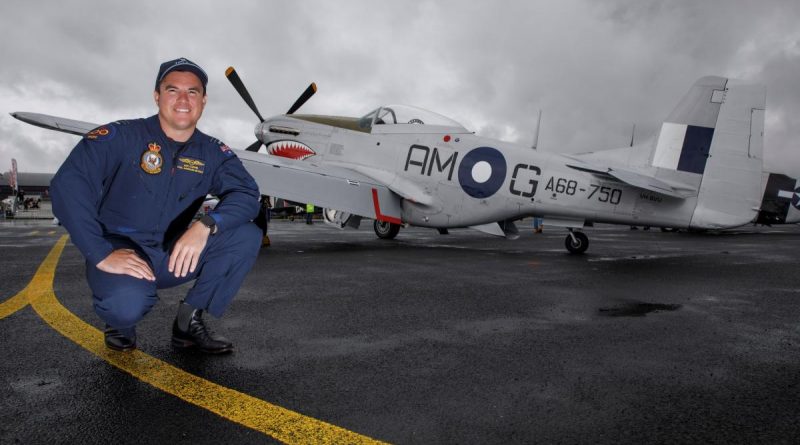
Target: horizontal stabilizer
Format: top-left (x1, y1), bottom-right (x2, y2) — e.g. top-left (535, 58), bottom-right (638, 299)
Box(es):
top-left (11, 112), bottom-right (98, 136)
top-left (566, 161), bottom-right (696, 198)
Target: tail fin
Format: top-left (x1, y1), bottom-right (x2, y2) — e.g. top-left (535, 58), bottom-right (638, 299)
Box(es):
top-left (651, 76), bottom-right (765, 228)
top-left (651, 76), bottom-right (728, 175)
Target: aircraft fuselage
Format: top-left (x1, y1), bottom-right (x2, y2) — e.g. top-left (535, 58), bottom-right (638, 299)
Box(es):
top-left (258, 116), bottom-right (700, 230)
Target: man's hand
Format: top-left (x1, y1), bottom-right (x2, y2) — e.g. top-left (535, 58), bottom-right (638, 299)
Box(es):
top-left (97, 249), bottom-right (156, 281)
top-left (168, 221), bottom-right (211, 278)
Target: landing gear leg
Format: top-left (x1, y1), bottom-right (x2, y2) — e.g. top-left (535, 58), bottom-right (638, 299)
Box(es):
top-left (564, 230), bottom-right (589, 254)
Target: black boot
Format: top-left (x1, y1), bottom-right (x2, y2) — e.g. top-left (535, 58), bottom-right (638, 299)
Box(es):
top-left (104, 325), bottom-right (136, 352)
top-left (171, 301), bottom-right (233, 354)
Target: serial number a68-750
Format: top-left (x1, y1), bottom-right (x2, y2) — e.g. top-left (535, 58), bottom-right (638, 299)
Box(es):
top-left (545, 177), bottom-right (622, 205)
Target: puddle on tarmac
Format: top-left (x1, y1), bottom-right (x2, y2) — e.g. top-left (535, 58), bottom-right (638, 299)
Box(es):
top-left (598, 302), bottom-right (682, 317)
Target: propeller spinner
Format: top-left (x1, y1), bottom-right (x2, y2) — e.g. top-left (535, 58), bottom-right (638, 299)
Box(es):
top-left (225, 66), bottom-right (317, 152)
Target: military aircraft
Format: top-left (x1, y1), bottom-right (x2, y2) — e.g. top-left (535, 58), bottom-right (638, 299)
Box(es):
top-left (754, 172), bottom-right (800, 225)
top-left (12, 73), bottom-right (770, 253)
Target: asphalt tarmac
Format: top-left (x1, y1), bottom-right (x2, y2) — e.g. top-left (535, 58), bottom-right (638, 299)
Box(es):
top-left (1, 220), bottom-right (799, 444)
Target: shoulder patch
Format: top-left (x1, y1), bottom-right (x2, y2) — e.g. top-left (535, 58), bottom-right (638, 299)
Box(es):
top-left (219, 142), bottom-right (235, 157)
top-left (84, 124), bottom-right (117, 142)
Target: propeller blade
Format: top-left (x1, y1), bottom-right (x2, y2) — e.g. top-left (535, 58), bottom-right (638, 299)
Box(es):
top-left (286, 83), bottom-right (317, 115)
top-left (225, 67), bottom-right (265, 123)
top-left (245, 140), bottom-right (263, 152)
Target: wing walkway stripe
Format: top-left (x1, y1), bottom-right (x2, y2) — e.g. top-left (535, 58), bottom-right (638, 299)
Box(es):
top-left (0, 235), bottom-right (387, 445)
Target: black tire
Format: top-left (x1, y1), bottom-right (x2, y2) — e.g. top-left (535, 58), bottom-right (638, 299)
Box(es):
top-left (565, 231), bottom-right (589, 254)
top-left (374, 220), bottom-right (400, 239)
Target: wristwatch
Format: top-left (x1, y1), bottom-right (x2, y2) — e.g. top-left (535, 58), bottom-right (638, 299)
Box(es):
top-left (199, 214), bottom-right (218, 235)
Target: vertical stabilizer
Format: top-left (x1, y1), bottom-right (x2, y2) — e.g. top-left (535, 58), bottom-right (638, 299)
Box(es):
top-left (651, 76), bottom-right (727, 174)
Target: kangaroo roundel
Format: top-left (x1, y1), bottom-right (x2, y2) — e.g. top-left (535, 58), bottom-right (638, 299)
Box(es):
top-left (458, 146), bottom-right (507, 198)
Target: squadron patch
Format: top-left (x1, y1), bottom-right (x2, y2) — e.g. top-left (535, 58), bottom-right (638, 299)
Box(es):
top-left (85, 125), bottom-right (116, 141)
top-left (140, 142), bottom-right (163, 174)
top-left (176, 156), bottom-right (205, 174)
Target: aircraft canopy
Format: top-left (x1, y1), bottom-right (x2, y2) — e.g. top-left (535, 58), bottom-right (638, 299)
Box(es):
top-left (359, 105), bottom-right (468, 132)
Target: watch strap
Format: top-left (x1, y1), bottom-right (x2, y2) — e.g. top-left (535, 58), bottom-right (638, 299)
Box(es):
top-left (199, 214), bottom-right (217, 235)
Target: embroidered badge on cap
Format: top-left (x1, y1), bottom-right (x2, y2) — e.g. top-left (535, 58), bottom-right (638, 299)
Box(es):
top-left (140, 142), bottom-right (163, 174)
top-left (176, 156), bottom-right (205, 174)
top-left (85, 125), bottom-right (116, 141)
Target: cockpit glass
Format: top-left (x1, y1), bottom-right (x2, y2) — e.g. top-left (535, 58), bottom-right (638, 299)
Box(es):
top-left (359, 104), bottom-right (467, 131)
top-left (358, 108), bottom-right (380, 130)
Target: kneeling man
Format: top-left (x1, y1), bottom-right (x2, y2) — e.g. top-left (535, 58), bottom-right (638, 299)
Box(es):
top-left (51, 58), bottom-right (261, 354)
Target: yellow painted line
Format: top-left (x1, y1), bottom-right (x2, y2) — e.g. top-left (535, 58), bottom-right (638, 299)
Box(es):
top-left (0, 287), bottom-right (31, 319)
top-left (29, 230), bottom-right (40, 235)
top-left (1, 235), bottom-right (388, 445)
top-left (0, 235), bottom-right (66, 319)
top-left (48, 230), bottom-right (57, 235)
top-left (0, 291), bottom-right (30, 319)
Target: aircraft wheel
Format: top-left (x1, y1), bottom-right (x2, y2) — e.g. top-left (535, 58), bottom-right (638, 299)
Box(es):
top-left (374, 220), bottom-right (400, 239)
top-left (564, 231), bottom-right (589, 254)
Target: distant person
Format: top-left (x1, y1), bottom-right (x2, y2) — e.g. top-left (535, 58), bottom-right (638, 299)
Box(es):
top-left (254, 194), bottom-right (272, 247)
top-left (306, 203), bottom-right (314, 224)
top-left (533, 216), bottom-right (544, 233)
top-left (51, 58), bottom-right (261, 354)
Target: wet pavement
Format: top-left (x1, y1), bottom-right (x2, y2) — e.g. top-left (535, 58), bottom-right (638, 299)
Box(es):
top-left (1, 220), bottom-right (799, 444)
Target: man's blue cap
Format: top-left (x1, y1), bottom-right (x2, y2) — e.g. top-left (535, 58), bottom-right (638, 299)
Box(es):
top-left (155, 57), bottom-right (208, 92)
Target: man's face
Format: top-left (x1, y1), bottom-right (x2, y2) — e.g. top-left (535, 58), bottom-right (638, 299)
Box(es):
top-left (154, 71), bottom-right (206, 137)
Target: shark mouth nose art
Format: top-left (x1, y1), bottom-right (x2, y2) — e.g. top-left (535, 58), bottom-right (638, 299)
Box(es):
top-left (265, 140), bottom-right (317, 160)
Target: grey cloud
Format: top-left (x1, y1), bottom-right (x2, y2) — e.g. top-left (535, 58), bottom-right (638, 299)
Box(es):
top-left (1, 0), bottom-right (798, 175)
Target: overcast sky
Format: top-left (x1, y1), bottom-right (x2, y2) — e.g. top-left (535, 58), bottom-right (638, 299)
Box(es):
top-left (1, 0), bottom-right (799, 176)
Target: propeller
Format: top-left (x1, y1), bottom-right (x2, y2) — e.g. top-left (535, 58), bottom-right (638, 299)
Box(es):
top-left (225, 66), bottom-right (317, 152)
top-left (287, 82), bottom-right (317, 115)
top-left (225, 67), bottom-right (265, 123)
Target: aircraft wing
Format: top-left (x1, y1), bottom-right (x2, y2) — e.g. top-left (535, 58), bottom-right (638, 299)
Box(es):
top-left (11, 112), bottom-right (99, 136)
top-left (11, 111), bottom-right (403, 223)
top-left (564, 159), bottom-right (697, 199)
top-left (237, 151), bottom-right (402, 223)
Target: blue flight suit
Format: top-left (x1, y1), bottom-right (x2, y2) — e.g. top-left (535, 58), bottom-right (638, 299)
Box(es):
top-left (51, 115), bottom-right (261, 337)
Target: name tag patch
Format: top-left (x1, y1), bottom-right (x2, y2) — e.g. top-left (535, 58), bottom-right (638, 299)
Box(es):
top-left (176, 157), bottom-right (205, 174)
